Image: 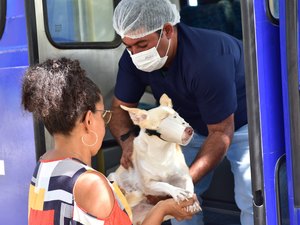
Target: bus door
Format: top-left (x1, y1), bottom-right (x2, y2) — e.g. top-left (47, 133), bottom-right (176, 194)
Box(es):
top-left (241, 0), bottom-right (285, 224)
top-left (0, 0), bottom-right (36, 224)
top-left (27, 0), bottom-right (128, 173)
top-left (279, 0), bottom-right (300, 224)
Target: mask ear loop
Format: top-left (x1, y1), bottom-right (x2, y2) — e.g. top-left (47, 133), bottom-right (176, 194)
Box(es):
top-left (156, 28), bottom-right (171, 57)
top-left (164, 38), bottom-right (171, 57)
top-left (156, 29), bottom-right (164, 48)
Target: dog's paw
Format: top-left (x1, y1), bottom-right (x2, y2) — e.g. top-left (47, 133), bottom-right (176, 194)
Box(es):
top-left (169, 188), bottom-right (193, 202)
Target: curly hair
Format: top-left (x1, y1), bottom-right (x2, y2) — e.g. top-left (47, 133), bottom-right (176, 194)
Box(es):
top-left (21, 58), bottom-right (101, 135)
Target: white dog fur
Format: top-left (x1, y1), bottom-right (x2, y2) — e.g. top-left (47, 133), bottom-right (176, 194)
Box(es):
top-left (108, 94), bottom-right (201, 224)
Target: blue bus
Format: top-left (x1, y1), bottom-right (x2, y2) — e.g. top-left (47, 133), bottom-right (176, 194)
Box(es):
top-left (0, 0), bottom-right (297, 224)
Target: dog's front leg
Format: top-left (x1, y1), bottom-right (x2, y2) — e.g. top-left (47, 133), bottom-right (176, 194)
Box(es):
top-left (183, 175), bottom-right (194, 194)
top-left (144, 181), bottom-right (192, 202)
top-left (180, 176), bottom-right (202, 213)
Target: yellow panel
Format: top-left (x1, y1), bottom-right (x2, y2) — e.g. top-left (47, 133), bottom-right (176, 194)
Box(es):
top-left (28, 184), bottom-right (45, 213)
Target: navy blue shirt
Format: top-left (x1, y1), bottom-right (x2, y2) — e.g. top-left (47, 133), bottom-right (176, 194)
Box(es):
top-left (115, 23), bottom-right (247, 136)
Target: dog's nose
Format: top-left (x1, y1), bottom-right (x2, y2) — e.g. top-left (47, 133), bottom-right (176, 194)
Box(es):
top-left (185, 127), bottom-right (194, 135)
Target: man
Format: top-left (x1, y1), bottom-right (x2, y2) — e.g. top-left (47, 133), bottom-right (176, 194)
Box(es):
top-left (109, 0), bottom-right (253, 224)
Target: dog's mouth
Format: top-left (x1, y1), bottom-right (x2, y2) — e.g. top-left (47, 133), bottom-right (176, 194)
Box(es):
top-left (181, 127), bottom-right (194, 146)
top-left (157, 115), bottom-right (194, 145)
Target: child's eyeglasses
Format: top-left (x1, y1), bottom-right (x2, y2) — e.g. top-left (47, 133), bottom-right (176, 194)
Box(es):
top-left (95, 110), bottom-right (112, 125)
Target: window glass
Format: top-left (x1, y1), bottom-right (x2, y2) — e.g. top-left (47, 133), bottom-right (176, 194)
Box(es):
top-left (45, 0), bottom-right (116, 44)
top-left (180, 0), bottom-right (243, 40)
top-left (269, 0), bottom-right (279, 20)
top-left (0, 0), bottom-right (6, 40)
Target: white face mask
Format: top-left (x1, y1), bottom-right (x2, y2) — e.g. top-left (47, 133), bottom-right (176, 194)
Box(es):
top-left (128, 30), bottom-right (171, 72)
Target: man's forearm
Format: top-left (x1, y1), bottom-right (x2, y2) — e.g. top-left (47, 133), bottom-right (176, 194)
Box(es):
top-left (189, 131), bottom-right (231, 184)
top-left (109, 106), bottom-right (134, 144)
top-left (109, 103), bottom-right (137, 168)
top-left (108, 97), bottom-right (138, 144)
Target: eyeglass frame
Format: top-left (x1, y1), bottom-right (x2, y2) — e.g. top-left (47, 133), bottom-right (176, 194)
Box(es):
top-left (95, 109), bottom-right (112, 126)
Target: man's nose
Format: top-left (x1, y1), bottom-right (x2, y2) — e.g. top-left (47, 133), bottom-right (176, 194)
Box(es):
top-left (130, 46), bottom-right (140, 55)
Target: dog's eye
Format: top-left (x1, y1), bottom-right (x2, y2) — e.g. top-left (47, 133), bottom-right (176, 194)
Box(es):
top-left (182, 122), bottom-right (185, 125)
top-left (173, 115), bottom-right (177, 118)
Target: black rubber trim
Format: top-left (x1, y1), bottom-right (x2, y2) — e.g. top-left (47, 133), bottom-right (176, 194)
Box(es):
top-left (25, 0), bottom-right (46, 161)
top-left (265, 0), bottom-right (279, 25)
top-left (42, 0), bottom-right (122, 49)
top-left (0, 0), bottom-right (6, 40)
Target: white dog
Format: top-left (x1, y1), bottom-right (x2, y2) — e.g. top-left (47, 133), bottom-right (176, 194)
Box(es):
top-left (108, 94), bottom-right (201, 224)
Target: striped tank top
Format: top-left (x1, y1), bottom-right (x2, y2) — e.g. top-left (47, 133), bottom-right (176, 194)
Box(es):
top-left (28, 158), bottom-right (132, 225)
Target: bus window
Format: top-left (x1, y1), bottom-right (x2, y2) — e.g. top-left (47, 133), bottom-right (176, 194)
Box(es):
top-left (0, 0), bottom-right (6, 40)
top-left (276, 158), bottom-right (290, 225)
top-left (268, 0), bottom-right (279, 20)
top-left (180, 0), bottom-right (243, 40)
top-left (43, 0), bottom-right (119, 47)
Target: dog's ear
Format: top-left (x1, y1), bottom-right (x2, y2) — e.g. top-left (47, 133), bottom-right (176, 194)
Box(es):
top-left (120, 105), bottom-right (148, 125)
top-left (159, 94), bottom-right (173, 108)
